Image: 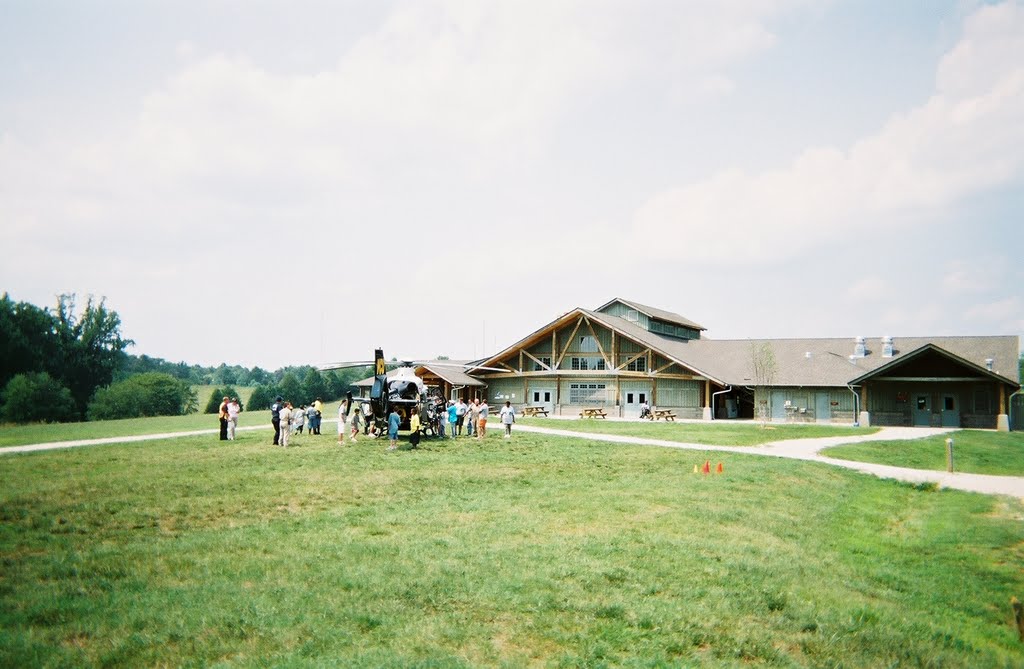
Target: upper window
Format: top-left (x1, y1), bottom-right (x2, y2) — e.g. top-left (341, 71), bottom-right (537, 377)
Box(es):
top-left (626, 357), bottom-right (647, 372)
top-left (571, 357), bottom-right (605, 371)
top-left (533, 356), bottom-right (551, 371)
top-left (578, 335), bottom-right (598, 353)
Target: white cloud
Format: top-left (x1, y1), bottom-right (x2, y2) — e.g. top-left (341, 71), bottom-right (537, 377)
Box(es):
top-left (845, 276), bottom-right (887, 302)
top-left (631, 1), bottom-right (1024, 264)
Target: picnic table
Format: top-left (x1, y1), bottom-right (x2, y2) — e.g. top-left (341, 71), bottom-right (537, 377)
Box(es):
top-left (523, 406), bottom-right (549, 417)
top-left (579, 407), bottom-right (607, 419)
top-left (653, 409), bottom-right (677, 421)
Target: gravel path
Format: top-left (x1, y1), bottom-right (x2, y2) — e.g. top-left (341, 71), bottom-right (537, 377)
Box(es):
top-left (514, 424), bottom-right (1024, 499)
top-left (3, 421), bottom-right (1022, 499)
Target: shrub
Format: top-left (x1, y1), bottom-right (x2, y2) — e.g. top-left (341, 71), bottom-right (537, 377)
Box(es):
top-left (87, 373), bottom-right (197, 420)
top-left (204, 386), bottom-right (242, 414)
top-left (249, 384), bottom-right (277, 412)
top-left (1, 372), bottom-right (78, 423)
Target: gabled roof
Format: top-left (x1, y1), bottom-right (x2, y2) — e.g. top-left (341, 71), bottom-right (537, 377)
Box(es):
top-left (353, 362), bottom-right (485, 388)
top-left (417, 363), bottom-right (486, 387)
top-left (596, 298), bottom-right (706, 331)
top-left (848, 343), bottom-right (1021, 388)
top-left (476, 303), bottom-right (1020, 389)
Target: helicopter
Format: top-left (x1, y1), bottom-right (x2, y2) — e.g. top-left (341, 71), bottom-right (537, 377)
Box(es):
top-left (319, 348), bottom-right (502, 438)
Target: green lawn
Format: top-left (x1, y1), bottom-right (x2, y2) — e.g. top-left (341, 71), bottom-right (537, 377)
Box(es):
top-left (518, 416), bottom-right (879, 446)
top-left (1, 411), bottom-right (867, 449)
top-left (823, 429), bottom-right (1024, 477)
top-left (1, 430), bottom-right (1022, 667)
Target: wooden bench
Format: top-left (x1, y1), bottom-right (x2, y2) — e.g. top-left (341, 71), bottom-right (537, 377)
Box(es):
top-left (579, 407), bottom-right (607, 419)
top-left (653, 410), bottom-right (677, 421)
top-left (523, 406), bottom-right (549, 417)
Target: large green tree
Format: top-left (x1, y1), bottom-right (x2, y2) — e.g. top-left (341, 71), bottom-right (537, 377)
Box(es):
top-left (51, 294), bottom-right (133, 416)
top-left (0, 294), bottom-right (58, 390)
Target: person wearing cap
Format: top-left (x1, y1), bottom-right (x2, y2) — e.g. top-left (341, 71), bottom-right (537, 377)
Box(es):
top-left (271, 396), bottom-right (284, 445)
top-left (218, 396), bottom-right (230, 441)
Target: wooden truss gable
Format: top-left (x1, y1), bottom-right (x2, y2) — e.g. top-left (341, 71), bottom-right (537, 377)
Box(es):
top-left (478, 311), bottom-right (705, 380)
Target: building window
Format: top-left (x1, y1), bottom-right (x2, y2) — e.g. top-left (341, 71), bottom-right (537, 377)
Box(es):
top-left (570, 383), bottom-right (606, 404)
top-left (533, 356), bottom-right (551, 371)
top-left (626, 357), bottom-right (646, 372)
top-left (578, 335), bottom-right (598, 353)
top-left (625, 310), bottom-right (639, 322)
top-left (571, 357), bottom-right (605, 371)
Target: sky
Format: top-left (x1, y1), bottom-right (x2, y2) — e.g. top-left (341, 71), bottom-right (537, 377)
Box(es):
top-left (1, 0), bottom-right (1022, 371)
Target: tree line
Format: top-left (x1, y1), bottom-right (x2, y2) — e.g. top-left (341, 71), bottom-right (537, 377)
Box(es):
top-left (0, 293), bottom-right (368, 424)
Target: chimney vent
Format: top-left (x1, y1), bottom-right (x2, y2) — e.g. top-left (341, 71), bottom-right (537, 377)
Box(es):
top-left (882, 336), bottom-right (894, 358)
top-left (985, 358), bottom-right (994, 371)
top-left (853, 336), bottom-right (866, 358)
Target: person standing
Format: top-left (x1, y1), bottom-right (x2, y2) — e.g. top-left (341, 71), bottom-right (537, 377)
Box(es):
top-left (227, 397), bottom-right (240, 440)
top-left (279, 402), bottom-right (293, 448)
top-left (436, 403), bottom-right (446, 438)
top-left (271, 396), bottom-right (283, 445)
top-left (349, 406), bottom-right (361, 443)
top-left (337, 398), bottom-right (349, 444)
top-left (313, 397), bottom-right (324, 434)
top-left (294, 405), bottom-right (306, 435)
top-left (218, 396), bottom-right (230, 441)
top-left (466, 399), bottom-right (479, 438)
top-left (409, 409), bottom-right (422, 448)
top-left (387, 408), bottom-right (401, 450)
top-left (500, 401), bottom-right (515, 438)
top-left (477, 399), bottom-right (489, 439)
top-left (455, 398), bottom-right (467, 436)
top-left (306, 403), bottom-right (318, 436)
top-left (447, 401), bottom-right (458, 438)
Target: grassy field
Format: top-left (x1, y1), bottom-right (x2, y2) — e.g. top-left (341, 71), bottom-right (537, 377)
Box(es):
top-left (1, 411), bottom-right (872, 449)
top-left (823, 429), bottom-right (1024, 477)
top-left (1, 428), bottom-right (1023, 667)
top-left (517, 416), bottom-right (879, 446)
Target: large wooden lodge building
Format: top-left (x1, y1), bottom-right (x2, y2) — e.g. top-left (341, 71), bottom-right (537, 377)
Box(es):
top-left (458, 298), bottom-right (1020, 431)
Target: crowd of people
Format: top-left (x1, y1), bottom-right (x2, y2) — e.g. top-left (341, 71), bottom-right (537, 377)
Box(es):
top-left (226, 395), bottom-right (520, 450)
top-left (223, 394), bottom-right (520, 449)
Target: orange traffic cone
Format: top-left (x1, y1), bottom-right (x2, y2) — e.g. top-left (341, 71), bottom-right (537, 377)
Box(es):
top-left (716, 462), bottom-right (723, 474)
top-left (702, 460), bottom-right (711, 475)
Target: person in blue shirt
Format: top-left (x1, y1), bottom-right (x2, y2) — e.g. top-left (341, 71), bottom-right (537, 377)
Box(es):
top-left (447, 401), bottom-right (458, 438)
top-left (388, 408), bottom-right (402, 450)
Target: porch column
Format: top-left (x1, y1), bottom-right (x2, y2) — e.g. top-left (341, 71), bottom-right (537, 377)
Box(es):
top-left (858, 383), bottom-right (871, 427)
top-left (703, 379), bottom-right (712, 420)
top-left (997, 384), bottom-right (1010, 432)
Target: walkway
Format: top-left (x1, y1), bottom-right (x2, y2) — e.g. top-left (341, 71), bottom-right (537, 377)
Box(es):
top-left (514, 424), bottom-right (1024, 499)
top-left (3, 422), bottom-right (1022, 499)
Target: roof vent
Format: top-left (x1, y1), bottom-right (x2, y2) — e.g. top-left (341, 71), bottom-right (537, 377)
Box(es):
top-left (985, 358), bottom-right (994, 371)
top-left (805, 351), bottom-right (812, 359)
top-left (853, 336), bottom-right (866, 358)
top-left (881, 336), bottom-right (894, 358)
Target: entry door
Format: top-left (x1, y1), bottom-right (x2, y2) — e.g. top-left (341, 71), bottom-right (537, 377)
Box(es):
top-left (529, 388), bottom-right (554, 412)
top-left (623, 391), bottom-right (649, 418)
top-left (940, 394), bottom-right (959, 428)
top-left (913, 394), bottom-right (931, 426)
top-left (815, 393), bottom-right (831, 423)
